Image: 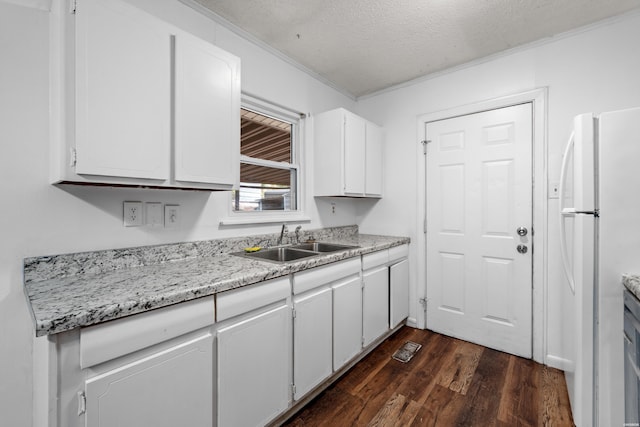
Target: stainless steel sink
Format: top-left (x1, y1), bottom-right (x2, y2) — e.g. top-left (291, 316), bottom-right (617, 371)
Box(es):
top-left (291, 242), bottom-right (358, 252)
top-left (234, 242), bottom-right (360, 264)
top-left (240, 247), bottom-right (318, 263)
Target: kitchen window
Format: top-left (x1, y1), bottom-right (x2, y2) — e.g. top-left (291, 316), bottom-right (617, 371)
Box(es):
top-left (224, 96), bottom-right (308, 224)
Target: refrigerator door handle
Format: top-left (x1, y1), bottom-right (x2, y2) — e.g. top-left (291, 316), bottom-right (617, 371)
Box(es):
top-left (559, 131), bottom-right (576, 294)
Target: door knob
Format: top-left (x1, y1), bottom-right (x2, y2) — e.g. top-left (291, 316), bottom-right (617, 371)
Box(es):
top-left (517, 244), bottom-right (528, 254)
top-left (517, 227), bottom-right (528, 236)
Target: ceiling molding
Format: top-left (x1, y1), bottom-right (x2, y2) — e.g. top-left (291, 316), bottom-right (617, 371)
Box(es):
top-left (178, 0), bottom-right (357, 101)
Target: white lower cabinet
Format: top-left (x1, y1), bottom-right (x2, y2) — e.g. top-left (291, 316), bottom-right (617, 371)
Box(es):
top-left (332, 276), bottom-right (363, 370)
top-left (215, 277), bottom-right (291, 427)
top-left (390, 259), bottom-right (410, 328)
top-left (363, 266), bottom-right (390, 347)
top-left (85, 333), bottom-right (214, 427)
top-left (293, 287), bottom-right (333, 400)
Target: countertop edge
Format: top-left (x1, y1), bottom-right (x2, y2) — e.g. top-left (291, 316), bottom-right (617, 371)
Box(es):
top-left (29, 235), bottom-right (410, 336)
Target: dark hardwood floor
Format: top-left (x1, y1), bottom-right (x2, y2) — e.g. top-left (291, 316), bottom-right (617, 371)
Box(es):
top-left (283, 326), bottom-right (574, 426)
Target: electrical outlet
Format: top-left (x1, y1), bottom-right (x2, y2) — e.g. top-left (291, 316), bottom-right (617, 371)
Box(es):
top-left (145, 203), bottom-right (163, 227)
top-left (123, 202), bottom-right (143, 227)
top-left (164, 205), bottom-right (180, 228)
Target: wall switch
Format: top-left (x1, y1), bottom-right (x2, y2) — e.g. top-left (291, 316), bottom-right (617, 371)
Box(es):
top-left (123, 202), bottom-right (143, 227)
top-left (145, 203), bottom-right (163, 226)
top-left (164, 205), bottom-right (180, 228)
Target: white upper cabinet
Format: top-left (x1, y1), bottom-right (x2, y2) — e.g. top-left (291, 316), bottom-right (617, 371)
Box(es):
top-left (174, 32), bottom-right (240, 187)
top-left (75, 0), bottom-right (171, 181)
top-left (51, 0), bottom-right (240, 190)
top-left (313, 108), bottom-right (383, 198)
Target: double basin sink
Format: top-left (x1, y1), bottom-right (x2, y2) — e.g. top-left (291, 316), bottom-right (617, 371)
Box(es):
top-left (235, 242), bottom-right (359, 264)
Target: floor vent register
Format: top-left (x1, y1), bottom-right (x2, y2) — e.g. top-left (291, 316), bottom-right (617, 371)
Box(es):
top-left (392, 341), bottom-right (422, 363)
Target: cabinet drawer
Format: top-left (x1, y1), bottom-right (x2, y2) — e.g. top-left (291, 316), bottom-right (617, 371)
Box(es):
top-left (293, 258), bottom-right (360, 295)
top-left (80, 296), bottom-right (214, 368)
top-left (362, 250), bottom-right (389, 270)
top-left (216, 277), bottom-right (290, 322)
top-left (389, 244), bottom-right (409, 263)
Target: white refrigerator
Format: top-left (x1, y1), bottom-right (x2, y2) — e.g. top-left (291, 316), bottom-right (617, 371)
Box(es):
top-left (560, 107), bottom-right (640, 427)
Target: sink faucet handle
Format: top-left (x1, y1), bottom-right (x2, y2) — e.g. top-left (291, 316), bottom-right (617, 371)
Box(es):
top-left (295, 225), bottom-right (302, 243)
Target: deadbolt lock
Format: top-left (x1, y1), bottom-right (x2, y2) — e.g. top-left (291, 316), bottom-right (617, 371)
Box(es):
top-left (517, 244), bottom-right (528, 254)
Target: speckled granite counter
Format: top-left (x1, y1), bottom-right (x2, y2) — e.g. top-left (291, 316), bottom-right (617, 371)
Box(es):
top-left (623, 274), bottom-right (640, 302)
top-left (24, 225), bottom-right (409, 336)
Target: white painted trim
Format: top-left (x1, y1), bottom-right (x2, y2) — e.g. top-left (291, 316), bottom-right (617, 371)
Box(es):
top-left (1, 0), bottom-right (51, 11)
top-left (177, 0), bottom-right (356, 101)
top-left (219, 214), bottom-right (311, 226)
top-left (416, 88), bottom-right (548, 364)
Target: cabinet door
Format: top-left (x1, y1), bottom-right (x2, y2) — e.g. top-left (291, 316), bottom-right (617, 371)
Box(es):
top-left (85, 332), bottom-right (213, 427)
top-left (333, 276), bottom-right (363, 370)
top-left (217, 304), bottom-right (290, 427)
top-left (390, 259), bottom-right (410, 328)
top-left (75, 0), bottom-right (170, 180)
top-left (293, 287), bottom-right (332, 400)
top-left (343, 112), bottom-right (366, 195)
top-left (174, 32), bottom-right (240, 187)
top-left (365, 121), bottom-right (383, 197)
top-left (363, 266), bottom-right (389, 346)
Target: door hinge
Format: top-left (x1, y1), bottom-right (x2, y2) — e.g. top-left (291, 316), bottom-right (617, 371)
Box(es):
top-left (77, 391), bottom-right (86, 415)
top-left (421, 140), bottom-right (431, 155)
top-left (70, 147), bottom-right (77, 167)
top-left (70, 0), bottom-right (77, 14)
top-left (292, 308), bottom-right (296, 319)
top-left (291, 383), bottom-right (296, 397)
top-left (419, 297), bottom-right (428, 309)
top-left (361, 336), bottom-right (365, 346)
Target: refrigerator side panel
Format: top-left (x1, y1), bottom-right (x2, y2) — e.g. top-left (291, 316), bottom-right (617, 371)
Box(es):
top-left (597, 106), bottom-right (640, 427)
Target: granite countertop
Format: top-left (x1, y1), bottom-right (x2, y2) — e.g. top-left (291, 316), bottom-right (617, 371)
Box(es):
top-left (623, 273), bottom-right (640, 301)
top-left (24, 226), bottom-right (409, 337)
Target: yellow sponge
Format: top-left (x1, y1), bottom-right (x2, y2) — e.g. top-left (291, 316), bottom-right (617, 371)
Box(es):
top-left (244, 246), bottom-right (262, 253)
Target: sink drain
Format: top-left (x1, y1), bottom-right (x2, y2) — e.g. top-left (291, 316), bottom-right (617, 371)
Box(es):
top-left (392, 341), bottom-right (422, 363)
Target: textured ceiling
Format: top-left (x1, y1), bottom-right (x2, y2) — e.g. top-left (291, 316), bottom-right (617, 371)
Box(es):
top-left (192, 0), bottom-right (640, 97)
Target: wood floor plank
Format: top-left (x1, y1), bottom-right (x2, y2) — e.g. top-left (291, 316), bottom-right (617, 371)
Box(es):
top-left (436, 339), bottom-right (484, 395)
top-left (283, 327), bottom-right (575, 427)
top-left (497, 355), bottom-right (540, 426)
top-left (451, 346), bottom-right (511, 426)
top-left (539, 365), bottom-right (575, 427)
top-left (366, 393), bottom-right (407, 426)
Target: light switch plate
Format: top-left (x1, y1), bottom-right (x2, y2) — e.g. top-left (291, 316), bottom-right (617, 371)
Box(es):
top-left (164, 205), bottom-right (180, 228)
top-left (123, 202), bottom-right (143, 227)
top-left (145, 203), bottom-right (162, 227)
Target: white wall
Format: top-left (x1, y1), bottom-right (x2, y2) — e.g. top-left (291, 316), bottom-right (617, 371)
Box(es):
top-left (0, 1), bottom-right (357, 424)
top-left (356, 9), bottom-right (640, 374)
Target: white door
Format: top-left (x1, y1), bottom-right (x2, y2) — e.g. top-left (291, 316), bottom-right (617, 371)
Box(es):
top-left (85, 332), bottom-right (213, 427)
top-left (362, 266), bottom-right (389, 347)
top-left (75, 0), bottom-right (171, 180)
top-left (332, 276), bottom-right (362, 370)
top-left (174, 31), bottom-right (240, 186)
top-left (293, 287), bottom-right (332, 400)
top-left (217, 305), bottom-right (290, 427)
top-left (390, 259), bottom-right (410, 328)
top-left (425, 103), bottom-right (533, 358)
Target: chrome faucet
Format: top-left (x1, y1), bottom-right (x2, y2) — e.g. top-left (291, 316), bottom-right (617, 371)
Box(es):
top-left (295, 225), bottom-right (302, 243)
top-left (277, 224), bottom-right (288, 245)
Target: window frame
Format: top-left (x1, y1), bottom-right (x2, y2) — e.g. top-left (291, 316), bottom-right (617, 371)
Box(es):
top-left (220, 94), bottom-right (310, 226)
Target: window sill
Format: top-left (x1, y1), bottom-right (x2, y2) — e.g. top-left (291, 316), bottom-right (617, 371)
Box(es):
top-left (219, 214), bottom-right (311, 226)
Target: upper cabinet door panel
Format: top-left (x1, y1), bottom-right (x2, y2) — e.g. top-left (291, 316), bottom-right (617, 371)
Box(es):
top-left (75, 0), bottom-right (171, 180)
top-left (343, 112), bottom-right (366, 195)
top-left (365, 121), bottom-right (383, 197)
top-left (174, 32), bottom-right (240, 186)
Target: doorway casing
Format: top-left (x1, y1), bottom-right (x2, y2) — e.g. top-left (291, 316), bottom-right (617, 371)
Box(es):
top-left (415, 88), bottom-right (547, 363)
